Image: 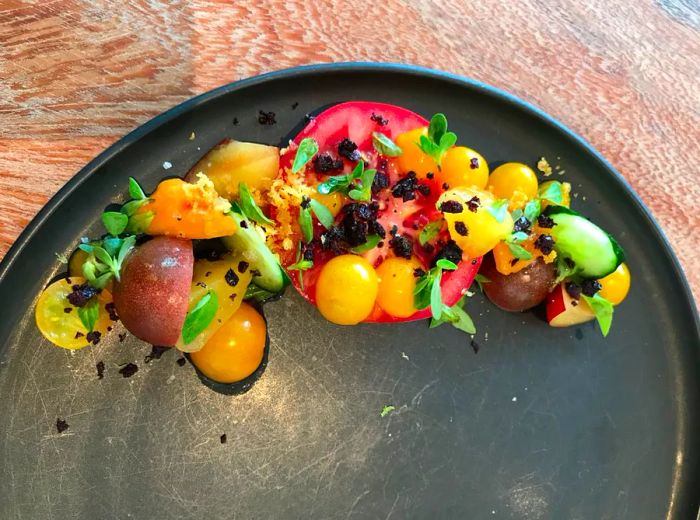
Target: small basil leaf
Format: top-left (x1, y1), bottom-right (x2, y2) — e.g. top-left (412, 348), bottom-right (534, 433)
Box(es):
top-left (120, 198), bottom-right (150, 217)
top-left (244, 284), bottom-right (278, 302)
top-left (538, 181), bottom-right (564, 204)
top-left (128, 177), bottom-right (147, 200)
top-left (292, 138), bottom-right (319, 174)
top-left (349, 234), bottom-right (381, 253)
top-left (348, 168), bottom-right (376, 202)
top-left (298, 206), bottom-right (313, 243)
top-left (582, 294), bottom-right (614, 337)
top-left (287, 259), bottom-right (313, 271)
top-left (92, 272), bottom-right (113, 290)
top-left (308, 199), bottom-right (334, 229)
top-left (181, 291), bottom-right (219, 345)
top-left (438, 132), bottom-right (457, 151)
top-left (102, 236), bottom-right (123, 257)
top-left (487, 199), bottom-right (510, 223)
top-left (428, 113), bottom-right (448, 143)
top-left (474, 273), bottom-right (490, 292)
top-left (372, 132), bottom-right (402, 157)
top-left (523, 199), bottom-right (541, 222)
top-left (77, 297), bottom-right (100, 332)
top-left (419, 220), bottom-right (442, 246)
top-left (126, 211), bottom-right (154, 234)
top-left (78, 244), bottom-right (94, 254)
top-left (448, 303), bottom-right (476, 334)
top-left (101, 211), bottom-right (128, 236)
top-left (436, 259), bottom-right (458, 271)
top-left (507, 242), bottom-right (533, 260)
top-left (430, 270), bottom-right (443, 320)
top-left (92, 246), bottom-right (115, 268)
top-left (82, 260), bottom-right (97, 283)
top-left (510, 231), bottom-right (529, 243)
top-left (239, 182), bottom-right (273, 226)
top-left (317, 174), bottom-right (351, 195)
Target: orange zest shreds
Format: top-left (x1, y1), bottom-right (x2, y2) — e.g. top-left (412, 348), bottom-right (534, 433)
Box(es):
top-left (139, 173), bottom-right (237, 239)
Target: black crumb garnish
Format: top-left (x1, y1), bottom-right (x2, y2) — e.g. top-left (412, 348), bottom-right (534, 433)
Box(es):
top-left (240, 220), bottom-right (248, 229)
top-left (118, 332), bottom-right (127, 343)
top-left (581, 279), bottom-right (603, 297)
top-left (389, 234), bottom-right (413, 259)
top-left (510, 258), bottom-right (519, 267)
top-left (302, 243), bottom-right (315, 261)
top-left (225, 268), bottom-right (239, 287)
top-left (250, 269), bottom-right (262, 277)
top-left (470, 339), bottom-right (480, 354)
top-left (313, 153), bottom-right (344, 173)
top-left (300, 196), bottom-right (311, 209)
top-left (439, 200), bottom-right (464, 213)
top-left (391, 172), bottom-right (430, 202)
top-left (64, 307), bottom-right (72, 314)
top-left (513, 216), bottom-right (531, 233)
top-left (378, 241), bottom-right (384, 248)
top-left (565, 282), bottom-right (582, 300)
top-left (220, 433), bottom-right (227, 444)
top-left (466, 196), bottom-right (480, 212)
top-left (426, 172), bottom-right (434, 179)
top-left (56, 418), bottom-right (69, 433)
top-left (86, 331), bottom-right (101, 345)
top-left (537, 214), bottom-right (556, 228)
top-left (413, 268), bottom-right (426, 278)
top-left (176, 357), bottom-right (186, 367)
top-left (205, 271), bottom-right (212, 277)
top-left (338, 138), bottom-right (361, 161)
top-left (454, 221), bottom-right (469, 236)
top-left (291, 101), bottom-right (299, 109)
top-left (534, 234), bottom-right (555, 255)
top-left (96, 361), bottom-right (105, 380)
top-left (67, 283), bottom-right (99, 307)
top-left (195, 281), bottom-right (207, 288)
top-left (433, 239), bottom-right (463, 266)
top-left (372, 171), bottom-right (390, 194)
top-left (232, 117), bottom-right (239, 125)
top-left (370, 112), bottom-right (389, 126)
top-left (470, 157), bottom-right (479, 169)
top-left (105, 302), bottom-right (119, 321)
top-left (423, 243), bottom-right (435, 254)
top-left (229, 293), bottom-right (237, 301)
top-left (74, 331), bottom-right (84, 339)
top-left (107, 326), bottom-right (112, 332)
top-left (238, 261), bottom-right (249, 273)
top-left (471, 259), bottom-right (478, 265)
top-left (389, 224), bottom-right (398, 236)
top-left (442, 182), bottom-right (449, 190)
top-left (145, 345), bottom-right (169, 363)
top-left (118, 363), bottom-right (138, 378)
top-left (258, 110), bottom-right (276, 125)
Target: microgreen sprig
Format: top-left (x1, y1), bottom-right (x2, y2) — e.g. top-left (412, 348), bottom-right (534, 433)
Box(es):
top-left (292, 138), bottom-right (319, 174)
top-left (79, 235), bottom-right (136, 289)
top-left (317, 160), bottom-right (377, 202)
top-left (418, 113), bottom-right (457, 167)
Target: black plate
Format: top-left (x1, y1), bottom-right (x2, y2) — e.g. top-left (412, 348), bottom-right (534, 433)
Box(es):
top-left (1, 63), bottom-right (698, 519)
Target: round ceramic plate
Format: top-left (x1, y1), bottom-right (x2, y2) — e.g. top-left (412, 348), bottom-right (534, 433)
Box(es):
top-left (0, 64), bottom-right (698, 519)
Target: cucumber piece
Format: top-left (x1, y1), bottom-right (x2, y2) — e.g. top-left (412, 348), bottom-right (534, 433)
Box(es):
top-left (544, 206), bottom-right (624, 279)
top-left (221, 212), bottom-right (286, 292)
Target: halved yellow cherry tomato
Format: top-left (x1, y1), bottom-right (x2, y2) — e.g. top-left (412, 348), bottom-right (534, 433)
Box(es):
top-left (190, 303), bottom-right (266, 383)
top-left (376, 257), bottom-right (421, 318)
top-left (315, 255), bottom-right (378, 325)
top-left (488, 162), bottom-right (538, 208)
top-left (598, 262), bottom-right (631, 305)
top-left (438, 146), bottom-right (489, 190)
top-left (35, 277), bottom-right (113, 350)
top-left (539, 180), bottom-right (571, 208)
top-left (311, 189), bottom-right (344, 217)
top-left (395, 127), bottom-right (438, 178)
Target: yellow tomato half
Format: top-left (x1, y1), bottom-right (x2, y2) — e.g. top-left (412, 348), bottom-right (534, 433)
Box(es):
top-left (315, 255), bottom-right (379, 325)
top-left (376, 257), bottom-right (421, 318)
top-left (598, 262), bottom-right (631, 305)
top-left (488, 162), bottom-right (538, 207)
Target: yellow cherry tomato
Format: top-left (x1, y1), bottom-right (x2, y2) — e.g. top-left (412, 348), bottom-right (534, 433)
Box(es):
top-left (488, 162), bottom-right (539, 203)
top-left (376, 257), bottom-right (421, 318)
top-left (598, 262), bottom-right (631, 305)
top-left (35, 277), bottom-right (113, 350)
top-left (438, 146), bottom-right (489, 190)
top-left (539, 180), bottom-right (571, 208)
top-left (395, 127), bottom-right (438, 178)
top-left (438, 188), bottom-right (513, 259)
top-left (311, 189), bottom-right (344, 217)
top-left (315, 255), bottom-right (379, 325)
top-left (190, 303), bottom-right (266, 383)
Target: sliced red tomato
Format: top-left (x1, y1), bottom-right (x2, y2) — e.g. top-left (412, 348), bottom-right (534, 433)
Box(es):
top-left (276, 101), bottom-right (481, 323)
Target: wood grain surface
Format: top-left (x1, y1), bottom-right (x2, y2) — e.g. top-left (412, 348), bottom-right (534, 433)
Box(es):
top-left (0, 0), bottom-right (698, 301)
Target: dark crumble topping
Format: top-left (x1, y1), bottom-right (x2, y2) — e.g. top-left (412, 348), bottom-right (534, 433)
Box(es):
top-left (96, 361), bottom-right (105, 379)
top-left (145, 345), bottom-right (169, 363)
top-left (411, 222), bottom-right (419, 231)
top-left (321, 225), bottom-right (346, 254)
top-left (119, 363), bottom-right (138, 378)
top-left (470, 339), bottom-right (480, 354)
top-left (389, 224), bottom-right (398, 236)
top-left (413, 268), bottom-right (426, 278)
top-left (240, 220), bottom-right (248, 229)
top-left (86, 331), bottom-right (101, 345)
top-left (423, 243), bottom-right (435, 254)
top-left (426, 172), bottom-right (434, 179)
top-left (534, 234), bottom-right (555, 255)
top-left (205, 271), bottom-right (212, 277)
top-left (565, 282), bottom-right (582, 300)
top-left (433, 240), bottom-right (463, 266)
top-left (466, 196), bottom-right (480, 212)
top-left (105, 302), bottom-right (119, 321)
top-left (238, 261), bottom-right (249, 273)
top-left (378, 241), bottom-right (385, 248)
top-left (391, 172), bottom-right (430, 202)
top-left (513, 216), bottom-right (531, 233)
top-left (510, 258), bottom-right (519, 267)
top-left (258, 110), bottom-right (276, 125)
top-left (302, 243), bottom-right (315, 261)
top-left (439, 200), bottom-right (464, 213)
top-left (442, 182), bottom-right (449, 190)
top-left (454, 221), bottom-right (469, 236)
top-left (74, 331), bottom-right (84, 339)
top-left (370, 112), bottom-right (388, 126)
top-left (64, 307), bottom-right (72, 314)
top-left (118, 332), bottom-right (127, 343)
top-left (389, 234), bottom-right (413, 259)
top-left (56, 418), bottom-right (69, 434)
top-left (372, 171), bottom-right (390, 194)
top-left (225, 268), bottom-right (240, 287)
top-left (229, 293), bottom-right (237, 301)
top-left (176, 357), bottom-right (186, 367)
top-left (581, 279), bottom-right (603, 297)
top-left (232, 117), bottom-right (239, 125)
top-left (67, 283), bottom-right (99, 307)
top-left (195, 281), bottom-right (208, 288)
top-left (107, 326), bottom-right (112, 332)
top-left (220, 433), bottom-right (228, 444)
top-left (250, 269), bottom-right (262, 277)
top-left (471, 259), bottom-right (478, 265)
top-left (291, 101), bottom-right (299, 109)
top-left (313, 153), bottom-right (343, 173)
top-left (338, 138), bottom-right (361, 161)
top-left (300, 196), bottom-right (311, 210)
top-left (470, 157), bottom-right (479, 169)
top-left (537, 214), bottom-right (556, 228)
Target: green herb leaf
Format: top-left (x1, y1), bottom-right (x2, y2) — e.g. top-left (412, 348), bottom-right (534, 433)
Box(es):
top-left (291, 137), bottom-right (319, 174)
top-left (509, 231), bottom-right (529, 243)
top-left (428, 113), bottom-right (448, 143)
top-left (92, 272), bottom-right (113, 289)
top-left (317, 173), bottom-right (352, 195)
top-left (419, 220), bottom-right (442, 246)
top-left (78, 243), bottom-right (94, 254)
top-left (507, 242), bottom-right (533, 260)
top-left (128, 177), bottom-right (147, 200)
top-left (298, 205), bottom-right (313, 243)
top-left (55, 252), bottom-right (68, 264)
top-left (102, 236), bottom-right (123, 257)
top-left (126, 211), bottom-right (154, 234)
top-left (430, 270), bottom-right (444, 319)
top-left (239, 182), bottom-right (273, 226)
top-left (487, 199), bottom-right (510, 223)
top-left (538, 181), bottom-right (564, 204)
top-left (348, 168), bottom-right (376, 202)
top-left (430, 299), bottom-right (476, 335)
top-left (244, 284), bottom-right (279, 302)
top-left (554, 256), bottom-right (577, 284)
top-left (82, 260), bottom-right (97, 283)
top-left (380, 405), bottom-right (396, 417)
top-left (350, 234), bottom-right (381, 253)
top-left (116, 235), bottom-right (136, 271)
top-left (92, 246), bottom-right (115, 268)
top-left (77, 297), bottom-right (100, 332)
top-left (581, 294), bottom-right (614, 337)
top-left (181, 291), bottom-right (219, 345)
top-left (372, 132), bottom-right (402, 157)
top-left (419, 114), bottom-right (457, 166)
top-left (101, 211), bottom-right (128, 236)
top-left (523, 199), bottom-right (541, 222)
top-left (309, 199), bottom-right (334, 229)
top-left (287, 259), bottom-right (313, 271)
top-left (474, 273), bottom-right (490, 292)
top-left (435, 259), bottom-right (458, 271)
top-left (120, 198), bottom-right (150, 217)
top-left (439, 132), bottom-right (457, 150)
top-left (511, 208), bottom-right (524, 220)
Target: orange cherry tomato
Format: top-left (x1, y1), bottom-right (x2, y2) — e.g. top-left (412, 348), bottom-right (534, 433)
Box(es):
top-left (376, 257), bottom-right (421, 318)
top-left (488, 163), bottom-right (538, 207)
top-left (598, 262), bottom-right (631, 305)
top-left (395, 127), bottom-right (438, 178)
top-left (438, 146), bottom-right (489, 190)
top-left (315, 255), bottom-right (378, 325)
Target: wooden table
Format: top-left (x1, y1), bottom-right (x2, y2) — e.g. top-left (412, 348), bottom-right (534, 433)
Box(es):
top-left (1, 0), bottom-right (698, 301)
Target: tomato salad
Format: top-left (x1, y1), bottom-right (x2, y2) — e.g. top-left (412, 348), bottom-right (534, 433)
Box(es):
top-left (35, 101), bottom-right (631, 387)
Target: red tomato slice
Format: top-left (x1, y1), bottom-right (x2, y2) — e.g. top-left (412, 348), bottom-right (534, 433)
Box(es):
top-left (276, 101), bottom-right (481, 323)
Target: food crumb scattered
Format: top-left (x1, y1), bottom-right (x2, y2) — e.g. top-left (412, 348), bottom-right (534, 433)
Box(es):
top-left (512, 396), bottom-right (517, 402)
top-left (470, 339), bottom-right (480, 354)
top-left (232, 117), bottom-right (239, 125)
top-left (258, 110), bottom-right (276, 125)
top-left (380, 405), bottom-right (396, 417)
top-left (189, 132), bottom-right (196, 141)
top-left (401, 352), bottom-right (409, 361)
top-left (537, 157), bottom-right (553, 176)
top-left (220, 433), bottom-right (227, 444)
top-left (291, 102), bottom-right (299, 110)
top-left (96, 361), bottom-right (105, 379)
top-left (118, 363), bottom-right (138, 378)
top-left (176, 357), bottom-right (186, 367)
top-left (162, 161), bottom-right (172, 170)
top-left (118, 332), bottom-right (127, 343)
top-left (144, 345), bottom-right (169, 363)
top-left (56, 418), bottom-right (69, 433)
